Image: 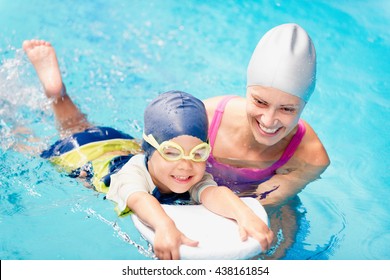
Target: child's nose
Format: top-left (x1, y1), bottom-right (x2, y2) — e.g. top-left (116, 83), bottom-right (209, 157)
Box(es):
top-left (177, 158), bottom-right (193, 170)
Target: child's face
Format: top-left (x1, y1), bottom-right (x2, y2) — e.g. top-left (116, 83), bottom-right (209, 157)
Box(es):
top-left (147, 135), bottom-right (207, 194)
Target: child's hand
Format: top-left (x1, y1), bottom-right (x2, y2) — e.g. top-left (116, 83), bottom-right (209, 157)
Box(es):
top-left (236, 211), bottom-right (274, 251)
top-left (154, 222), bottom-right (198, 260)
top-left (200, 186), bottom-right (274, 251)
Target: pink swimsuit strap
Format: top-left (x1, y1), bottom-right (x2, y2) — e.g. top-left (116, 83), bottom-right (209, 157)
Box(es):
top-left (208, 95), bottom-right (239, 147)
top-left (207, 95), bottom-right (306, 180)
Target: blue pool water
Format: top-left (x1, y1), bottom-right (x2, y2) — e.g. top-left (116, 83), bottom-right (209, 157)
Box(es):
top-left (1, 0), bottom-right (389, 260)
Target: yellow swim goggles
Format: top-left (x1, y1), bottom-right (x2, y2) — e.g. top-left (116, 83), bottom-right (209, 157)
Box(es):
top-left (143, 133), bottom-right (211, 162)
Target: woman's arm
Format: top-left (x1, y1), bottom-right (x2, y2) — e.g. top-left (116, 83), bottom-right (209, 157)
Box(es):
top-left (257, 122), bottom-right (330, 207)
top-left (256, 162), bottom-right (328, 207)
top-left (127, 192), bottom-right (198, 260)
top-left (200, 186), bottom-right (274, 251)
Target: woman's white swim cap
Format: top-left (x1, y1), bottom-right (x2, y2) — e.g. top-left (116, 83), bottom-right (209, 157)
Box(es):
top-left (247, 23), bottom-right (316, 102)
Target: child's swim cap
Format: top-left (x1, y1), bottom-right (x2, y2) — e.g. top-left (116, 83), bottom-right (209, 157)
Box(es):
top-left (247, 23), bottom-right (316, 102)
top-left (142, 90), bottom-right (208, 161)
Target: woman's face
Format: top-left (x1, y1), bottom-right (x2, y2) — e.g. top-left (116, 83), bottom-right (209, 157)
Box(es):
top-left (246, 85), bottom-right (305, 146)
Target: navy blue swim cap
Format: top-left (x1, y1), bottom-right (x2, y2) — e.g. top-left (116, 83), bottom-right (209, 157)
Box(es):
top-left (142, 90), bottom-right (208, 161)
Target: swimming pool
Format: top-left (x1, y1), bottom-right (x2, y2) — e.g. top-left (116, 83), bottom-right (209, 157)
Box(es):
top-left (1, 0), bottom-right (389, 260)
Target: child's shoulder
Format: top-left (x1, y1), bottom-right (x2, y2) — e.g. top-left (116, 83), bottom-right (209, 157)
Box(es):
top-left (117, 153), bottom-right (146, 172)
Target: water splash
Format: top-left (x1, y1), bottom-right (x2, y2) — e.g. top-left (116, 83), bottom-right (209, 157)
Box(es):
top-left (0, 47), bottom-right (56, 152)
top-left (0, 48), bottom-right (46, 108)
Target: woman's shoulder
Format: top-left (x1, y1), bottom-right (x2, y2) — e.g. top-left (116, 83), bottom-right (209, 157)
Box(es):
top-left (298, 120), bottom-right (330, 167)
top-left (203, 95), bottom-right (245, 119)
top-left (203, 96), bottom-right (226, 113)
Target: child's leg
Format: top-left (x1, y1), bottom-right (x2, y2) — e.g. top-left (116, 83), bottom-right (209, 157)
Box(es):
top-left (23, 40), bottom-right (91, 138)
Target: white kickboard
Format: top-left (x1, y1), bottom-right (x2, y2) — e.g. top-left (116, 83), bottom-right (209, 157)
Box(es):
top-left (131, 197), bottom-right (268, 260)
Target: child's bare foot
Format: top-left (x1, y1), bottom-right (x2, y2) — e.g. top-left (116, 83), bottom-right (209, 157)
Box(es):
top-left (22, 40), bottom-right (65, 100)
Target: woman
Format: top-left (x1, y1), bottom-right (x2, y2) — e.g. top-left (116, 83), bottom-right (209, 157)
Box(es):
top-left (204, 23), bottom-right (330, 208)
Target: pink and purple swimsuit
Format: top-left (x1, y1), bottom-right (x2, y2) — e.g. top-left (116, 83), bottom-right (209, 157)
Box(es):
top-left (206, 96), bottom-right (306, 195)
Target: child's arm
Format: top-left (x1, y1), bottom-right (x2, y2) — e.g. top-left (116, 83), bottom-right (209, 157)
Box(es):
top-left (200, 186), bottom-right (274, 251)
top-left (127, 192), bottom-right (198, 260)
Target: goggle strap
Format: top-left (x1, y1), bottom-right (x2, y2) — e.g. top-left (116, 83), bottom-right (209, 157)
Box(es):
top-left (143, 133), bottom-right (160, 150)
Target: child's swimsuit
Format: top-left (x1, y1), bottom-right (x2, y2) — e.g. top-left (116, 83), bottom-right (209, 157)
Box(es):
top-left (41, 126), bottom-right (141, 194)
top-left (206, 96), bottom-right (306, 195)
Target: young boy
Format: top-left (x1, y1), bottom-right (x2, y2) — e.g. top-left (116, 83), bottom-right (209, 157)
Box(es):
top-left (23, 40), bottom-right (274, 260)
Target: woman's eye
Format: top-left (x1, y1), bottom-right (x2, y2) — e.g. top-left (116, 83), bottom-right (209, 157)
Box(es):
top-left (254, 98), bottom-right (267, 106)
top-left (281, 107), bottom-right (296, 113)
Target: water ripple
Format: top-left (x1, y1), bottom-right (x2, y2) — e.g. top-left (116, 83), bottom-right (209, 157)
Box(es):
top-left (81, 206), bottom-right (155, 259)
top-left (363, 232), bottom-right (390, 260)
